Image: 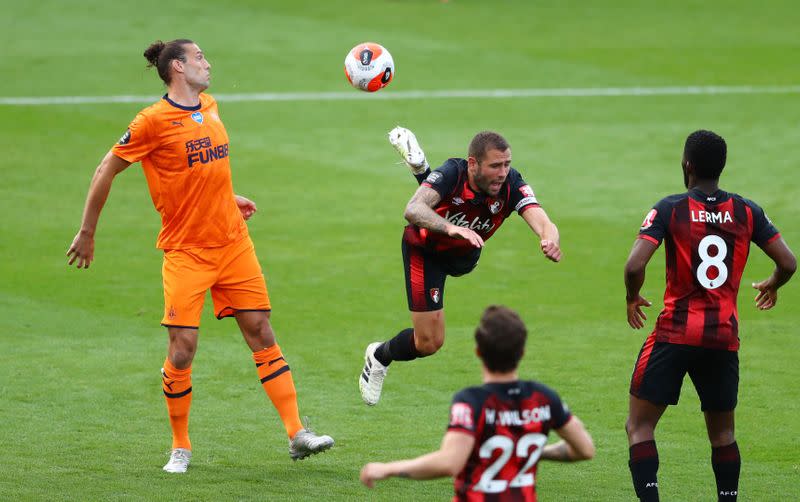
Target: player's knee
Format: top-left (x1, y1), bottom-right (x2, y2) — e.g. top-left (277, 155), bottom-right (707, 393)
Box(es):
top-left (243, 315), bottom-right (275, 344)
top-left (708, 430), bottom-right (735, 447)
top-left (415, 336), bottom-right (444, 356)
top-left (625, 416), bottom-right (653, 440)
top-left (169, 349), bottom-right (195, 368)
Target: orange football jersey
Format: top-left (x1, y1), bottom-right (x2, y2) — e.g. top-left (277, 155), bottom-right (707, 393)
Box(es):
top-left (112, 93), bottom-right (247, 249)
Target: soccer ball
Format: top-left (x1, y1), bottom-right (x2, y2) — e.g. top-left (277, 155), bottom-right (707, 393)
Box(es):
top-left (344, 42), bottom-right (394, 92)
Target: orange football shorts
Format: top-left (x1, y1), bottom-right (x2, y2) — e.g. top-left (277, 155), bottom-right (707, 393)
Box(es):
top-left (161, 235), bottom-right (271, 328)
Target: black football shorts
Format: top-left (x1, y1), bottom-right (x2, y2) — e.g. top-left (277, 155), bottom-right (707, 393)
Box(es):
top-left (401, 240), bottom-right (480, 312)
top-left (630, 335), bottom-right (739, 411)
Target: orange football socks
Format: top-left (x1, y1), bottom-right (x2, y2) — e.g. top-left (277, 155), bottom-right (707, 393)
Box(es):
top-left (253, 345), bottom-right (303, 438)
top-left (161, 358), bottom-right (192, 450)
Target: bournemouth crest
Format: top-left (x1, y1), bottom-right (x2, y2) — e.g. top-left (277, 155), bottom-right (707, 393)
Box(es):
top-left (429, 288), bottom-right (440, 304)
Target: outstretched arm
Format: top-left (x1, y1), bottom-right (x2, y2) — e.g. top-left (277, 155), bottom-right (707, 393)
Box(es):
top-left (520, 206), bottom-right (561, 262)
top-left (360, 431), bottom-right (475, 488)
top-left (541, 415), bottom-right (595, 462)
top-left (752, 237), bottom-right (796, 310)
top-left (404, 185), bottom-right (484, 248)
top-left (624, 238), bottom-right (659, 328)
top-left (66, 151), bottom-right (131, 269)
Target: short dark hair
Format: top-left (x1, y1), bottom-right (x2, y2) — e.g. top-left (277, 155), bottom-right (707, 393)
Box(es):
top-left (468, 131), bottom-right (510, 163)
top-left (143, 39), bottom-right (194, 85)
top-left (684, 130), bottom-right (727, 180)
top-left (474, 305), bottom-right (527, 373)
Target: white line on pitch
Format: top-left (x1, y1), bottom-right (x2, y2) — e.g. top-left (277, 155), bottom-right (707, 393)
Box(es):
top-left (1, 85), bottom-right (799, 106)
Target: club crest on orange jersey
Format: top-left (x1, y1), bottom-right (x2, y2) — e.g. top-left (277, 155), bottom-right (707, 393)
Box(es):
top-left (191, 112), bottom-right (203, 124)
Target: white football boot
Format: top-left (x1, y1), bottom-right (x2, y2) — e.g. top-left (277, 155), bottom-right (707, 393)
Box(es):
top-left (163, 448), bottom-right (191, 473)
top-left (289, 418), bottom-right (334, 461)
top-left (388, 126), bottom-right (429, 174)
top-left (359, 342), bottom-right (388, 406)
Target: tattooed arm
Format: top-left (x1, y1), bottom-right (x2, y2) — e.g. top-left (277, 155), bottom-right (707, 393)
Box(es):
top-left (359, 431), bottom-right (475, 488)
top-left (404, 186), bottom-right (484, 248)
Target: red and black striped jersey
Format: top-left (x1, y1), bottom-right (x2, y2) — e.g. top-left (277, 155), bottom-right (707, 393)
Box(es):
top-left (447, 380), bottom-right (572, 502)
top-left (637, 188), bottom-right (780, 350)
top-left (403, 158), bottom-right (540, 255)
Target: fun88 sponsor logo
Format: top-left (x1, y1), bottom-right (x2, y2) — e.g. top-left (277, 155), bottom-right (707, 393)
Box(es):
top-left (186, 136), bottom-right (229, 168)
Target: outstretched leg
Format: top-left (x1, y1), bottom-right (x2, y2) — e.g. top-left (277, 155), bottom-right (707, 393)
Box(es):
top-left (388, 126), bottom-right (430, 183)
top-left (236, 310), bottom-right (334, 459)
top-left (360, 310), bottom-right (446, 406)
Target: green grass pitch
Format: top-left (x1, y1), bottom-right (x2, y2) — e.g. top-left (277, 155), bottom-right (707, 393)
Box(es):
top-left (1, 1), bottom-right (798, 500)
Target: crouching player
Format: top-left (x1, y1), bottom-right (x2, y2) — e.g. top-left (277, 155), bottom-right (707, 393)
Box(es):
top-left (360, 305), bottom-right (594, 500)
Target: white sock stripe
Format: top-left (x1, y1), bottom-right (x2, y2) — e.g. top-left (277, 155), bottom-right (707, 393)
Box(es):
top-left (2, 85), bottom-right (799, 106)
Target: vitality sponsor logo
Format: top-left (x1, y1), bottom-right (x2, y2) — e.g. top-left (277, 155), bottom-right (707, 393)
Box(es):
top-left (118, 129), bottom-right (131, 145)
top-left (444, 211), bottom-right (495, 233)
top-left (484, 405), bottom-right (552, 426)
top-left (186, 136), bottom-right (229, 168)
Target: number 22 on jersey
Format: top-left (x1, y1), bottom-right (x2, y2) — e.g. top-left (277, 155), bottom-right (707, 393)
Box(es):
top-left (474, 433), bottom-right (548, 493)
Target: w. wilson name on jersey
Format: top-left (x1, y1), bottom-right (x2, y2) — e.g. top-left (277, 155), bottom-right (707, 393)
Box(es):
top-left (448, 381), bottom-right (571, 501)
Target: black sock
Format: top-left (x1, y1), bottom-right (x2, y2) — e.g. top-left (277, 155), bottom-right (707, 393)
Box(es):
top-left (413, 168), bottom-right (431, 185)
top-left (374, 328), bottom-right (418, 366)
top-left (712, 442), bottom-right (740, 501)
top-left (629, 440), bottom-right (660, 501)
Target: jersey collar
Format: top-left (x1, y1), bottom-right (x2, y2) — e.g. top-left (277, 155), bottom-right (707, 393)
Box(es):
top-left (163, 94), bottom-right (202, 111)
top-left (689, 187), bottom-right (729, 203)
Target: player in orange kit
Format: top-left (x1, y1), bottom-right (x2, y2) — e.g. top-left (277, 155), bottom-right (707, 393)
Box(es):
top-left (66, 39), bottom-right (333, 472)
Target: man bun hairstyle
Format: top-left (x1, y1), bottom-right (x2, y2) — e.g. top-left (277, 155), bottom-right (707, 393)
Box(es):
top-left (474, 305), bottom-right (527, 373)
top-left (684, 129), bottom-right (727, 180)
top-left (468, 131), bottom-right (510, 163)
top-left (143, 39), bottom-right (194, 85)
